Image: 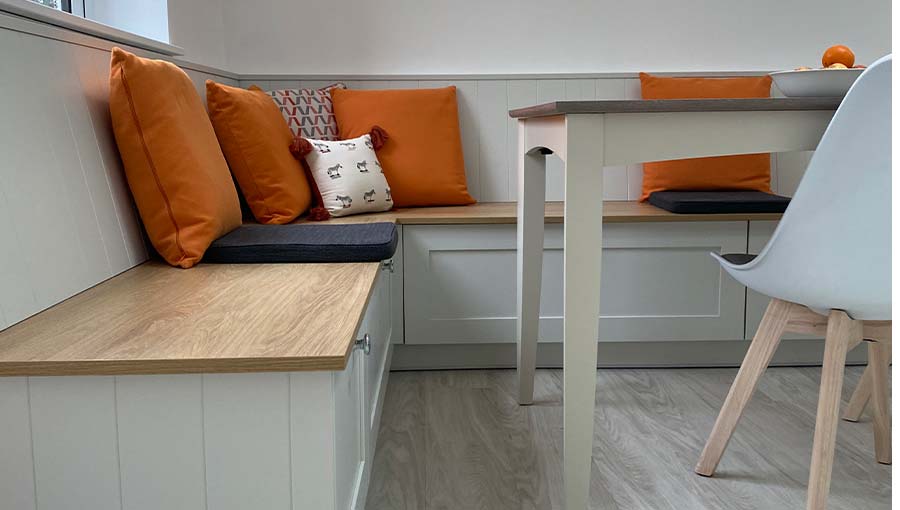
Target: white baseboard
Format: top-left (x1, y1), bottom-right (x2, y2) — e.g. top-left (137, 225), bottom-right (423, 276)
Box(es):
top-left (389, 339), bottom-right (867, 371)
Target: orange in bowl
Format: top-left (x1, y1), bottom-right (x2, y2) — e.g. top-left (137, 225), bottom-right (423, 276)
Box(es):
top-left (822, 45), bottom-right (855, 68)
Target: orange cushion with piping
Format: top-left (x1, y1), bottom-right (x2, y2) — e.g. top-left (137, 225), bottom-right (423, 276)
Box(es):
top-left (638, 73), bottom-right (774, 201)
top-left (108, 47), bottom-right (241, 268)
top-left (206, 81), bottom-right (311, 224)
top-left (331, 87), bottom-right (475, 207)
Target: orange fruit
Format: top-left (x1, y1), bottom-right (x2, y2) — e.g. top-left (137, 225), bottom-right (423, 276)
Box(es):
top-left (822, 45), bottom-right (855, 68)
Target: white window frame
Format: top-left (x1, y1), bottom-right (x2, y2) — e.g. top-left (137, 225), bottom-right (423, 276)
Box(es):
top-left (0, 0), bottom-right (181, 56)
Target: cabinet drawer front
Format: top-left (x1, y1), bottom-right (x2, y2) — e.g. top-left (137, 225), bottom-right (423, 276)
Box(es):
top-left (404, 223), bottom-right (746, 344)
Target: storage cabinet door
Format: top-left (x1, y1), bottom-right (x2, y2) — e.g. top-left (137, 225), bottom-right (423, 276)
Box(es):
top-left (404, 223), bottom-right (747, 344)
top-left (363, 270), bottom-right (391, 435)
top-left (332, 349), bottom-right (363, 510)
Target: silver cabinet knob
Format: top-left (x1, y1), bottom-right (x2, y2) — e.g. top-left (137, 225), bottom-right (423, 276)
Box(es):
top-left (381, 259), bottom-right (394, 273)
top-left (355, 333), bottom-right (371, 355)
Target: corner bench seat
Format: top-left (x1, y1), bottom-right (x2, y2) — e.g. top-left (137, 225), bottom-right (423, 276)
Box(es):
top-left (0, 201), bottom-right (782, 377)
top-left (294, 200), bottom-right (785, 225)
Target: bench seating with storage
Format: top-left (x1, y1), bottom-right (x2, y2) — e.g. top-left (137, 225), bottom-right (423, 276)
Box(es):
top-left (0, 200), bottom-right (787, 510)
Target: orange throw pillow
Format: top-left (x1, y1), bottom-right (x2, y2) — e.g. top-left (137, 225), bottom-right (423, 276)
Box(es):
top-left (206, 81), bottom-right (311, 224)
top-left (638, 73), bottom-right (774, 201)
top-left (108, 48), bottom-right (240, 268)
top-left (331, 87), bottom-right (475, 207)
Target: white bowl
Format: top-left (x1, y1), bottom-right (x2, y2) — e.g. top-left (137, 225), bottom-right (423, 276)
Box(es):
top-left (769, 68), bottom-right (863, 97)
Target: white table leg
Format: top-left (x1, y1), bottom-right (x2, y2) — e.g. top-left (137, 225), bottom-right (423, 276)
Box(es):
top-left (562, 115), bottom-right (605, 510)
top-left (516, 120), bottom-right (547, 405)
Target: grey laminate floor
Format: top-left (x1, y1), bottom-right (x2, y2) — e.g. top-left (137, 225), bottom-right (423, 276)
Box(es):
top-left (365, 366), bottom-right (890, 510)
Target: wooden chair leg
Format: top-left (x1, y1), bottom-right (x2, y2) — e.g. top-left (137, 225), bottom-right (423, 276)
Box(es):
top-left (695, 298), bottom-right (792, 477)
top-left (842, 364), bottom-right (872, 422)
top-left (868, 341), bottom-right (891, 464)
top-left (807, 310), bottom-right (859, 510)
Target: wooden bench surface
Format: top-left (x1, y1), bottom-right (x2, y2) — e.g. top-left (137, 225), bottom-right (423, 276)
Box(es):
top-left (297, 201), bottom-right (784, 225)
top-left (0, 201), bottom-right (782, 377)
top-left (0, 262), bottom-right (380, 376)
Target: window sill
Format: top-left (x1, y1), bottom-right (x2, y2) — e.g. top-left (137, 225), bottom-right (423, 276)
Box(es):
top-left (0, 0), bottom-right (182, 56)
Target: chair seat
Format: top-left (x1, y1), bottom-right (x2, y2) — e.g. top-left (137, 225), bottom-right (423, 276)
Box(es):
top-left (648, 191), bottom-right (791, 214)
top-left (204, 222), bottom-right (398, 263)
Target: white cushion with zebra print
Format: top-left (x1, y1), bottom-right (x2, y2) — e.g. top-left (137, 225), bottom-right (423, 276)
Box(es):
top-left (303, 133), bottom-right (393, 217)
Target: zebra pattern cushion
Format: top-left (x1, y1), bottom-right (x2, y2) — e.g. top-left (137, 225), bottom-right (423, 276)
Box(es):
top-left (303, 133), bottom-right (393, 217)
top-left (268, 83), bottom-right (344, 140)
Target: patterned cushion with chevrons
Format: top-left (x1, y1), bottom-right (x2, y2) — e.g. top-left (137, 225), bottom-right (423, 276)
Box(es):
top-left (268, 83), bottom-right (345, 140)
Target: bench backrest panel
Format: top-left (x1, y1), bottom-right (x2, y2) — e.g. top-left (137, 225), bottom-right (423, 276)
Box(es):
top-left (0, 18), bottom-right (237, 332)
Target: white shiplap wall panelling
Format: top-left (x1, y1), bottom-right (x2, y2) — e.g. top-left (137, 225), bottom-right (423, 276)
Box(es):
top-left (475, 80), bottom-right (508, 202)
top-left (505, 80), bottom-right (537, 201)
top-left (774, 151), bottom-right (813, 196)
top-left (85, 46), bottom-right (149, 267)
top-left (0, 24), bottom-right (254, 332)
top-left (67, 43), bottom-right (134, 274)
top-left (116, 375), bottom-right (205, 510)
top-left (0, 377), bottom-right (36, 510)
top-left (29, 376), bottom-right (122, 510)
top-left (537, 79), bottom-right (567, 201)
top-left (202, 372), bottom-right (293, 510)
top-left (0, 27), bottom-right (152, 331)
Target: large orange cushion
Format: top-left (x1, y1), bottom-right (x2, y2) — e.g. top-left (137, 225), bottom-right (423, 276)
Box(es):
top-left (331, 87), bottom-right (475, 207)
top-left (206, 81), bottom-right (311, 224)
top-left (109, 47), bottom-right (241, 268)
top-left (639, 73), bottom-right (774, 201)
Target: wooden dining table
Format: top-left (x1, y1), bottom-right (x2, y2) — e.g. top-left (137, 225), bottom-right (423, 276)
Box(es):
top-left (510, 97), bottom-right (842, 510)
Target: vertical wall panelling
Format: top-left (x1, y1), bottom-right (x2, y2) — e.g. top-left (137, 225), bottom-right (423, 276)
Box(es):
top-left (115, 375), bottom-right (205, 510)
top-left (506, 80), bottom-right (537, 201)
top-left (0, 185), bottom-right (36, 328)
top-left (775, 152), bottom-right (813, 196)
top-left (1, 31), bottom-right (95, 312)
top-left (536, 80), bottom-right (567, 200)
top-left (0, 377), bottom-right (37, 510)
top-left (289, 372), bottom-right (335, 510)
top-left (29, 376), bottom-right (122, 510)
top-left (66, 43), bottom-right (132, 274)
top-left (86, 48), bottom-right (149, 267)
top-left (622, 78), bottom-right (645, 199)
top-left (0, 26), bottom-right (162, 332)
top-left (475, 80), bottom-right (509, 201)
top-left (203, 373), bottom-right (292, 510)
top-left (592, 79), bottom-right (629, 200)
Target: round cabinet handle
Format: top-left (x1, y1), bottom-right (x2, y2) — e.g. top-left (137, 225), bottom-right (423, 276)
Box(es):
top-left (381, 259), bottom-right (394, 273)
top-left (355, 333), bottom-right (371, 355)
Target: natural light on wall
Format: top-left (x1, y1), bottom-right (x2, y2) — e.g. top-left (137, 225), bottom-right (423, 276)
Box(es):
top-left (28, 0), bottom-right (168, 42)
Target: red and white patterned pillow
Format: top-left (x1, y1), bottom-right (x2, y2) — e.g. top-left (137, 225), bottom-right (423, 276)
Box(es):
top-left (268, 83), bottom-right (345, 140)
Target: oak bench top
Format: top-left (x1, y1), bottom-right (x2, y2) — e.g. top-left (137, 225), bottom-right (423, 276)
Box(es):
top-left (299, 201), bottom-right (785, 225)
top-left (0, 201), bottom-right (782, 377)
top-left (509, 97), bottom-right (843, 119)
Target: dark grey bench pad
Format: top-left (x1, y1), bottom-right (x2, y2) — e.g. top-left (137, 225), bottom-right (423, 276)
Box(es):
top-left (204, 223), bottom-right (398, 264)
top-left (720, 253), bottom-right (757, 265)
top-left (648, 191), bottom-right (790, 214)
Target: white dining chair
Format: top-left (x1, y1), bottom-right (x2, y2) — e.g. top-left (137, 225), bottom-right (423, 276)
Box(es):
top-left (694, 54), bottom-right (892, 510)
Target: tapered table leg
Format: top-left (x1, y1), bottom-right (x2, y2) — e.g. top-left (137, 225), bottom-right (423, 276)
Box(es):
top-left (516, 121), bottom-right (547, 405)
top-left (562, 116), bottom-right (605, 510)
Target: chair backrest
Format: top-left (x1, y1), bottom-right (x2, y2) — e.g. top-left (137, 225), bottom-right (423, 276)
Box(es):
top-left (745, 55), bottom-right (891, 320)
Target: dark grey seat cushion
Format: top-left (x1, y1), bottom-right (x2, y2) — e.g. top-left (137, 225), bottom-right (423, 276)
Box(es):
top-left (720, 253), bottom-right (757, 265)
top-left (204, 223), bottom-right (398, 263)
top-left (648, 191), bottom-right (790, 214)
